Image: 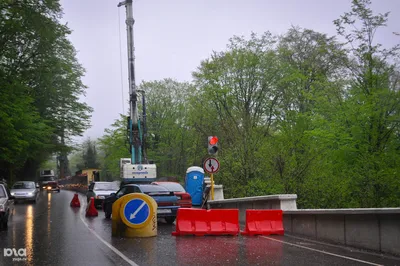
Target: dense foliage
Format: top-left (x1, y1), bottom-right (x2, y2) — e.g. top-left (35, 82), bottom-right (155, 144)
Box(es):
top-left (97, 0), bottom-right (400, 208)
top-left (68, 138), bottom-right (99, 175)
top-left (0, 0), bottom-right (92, 182)
top-left (5, 0), bottom-right (397, 208)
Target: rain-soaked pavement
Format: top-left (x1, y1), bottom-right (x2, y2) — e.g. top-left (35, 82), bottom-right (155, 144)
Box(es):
top-left (0, 190), bottom-right (399, 266)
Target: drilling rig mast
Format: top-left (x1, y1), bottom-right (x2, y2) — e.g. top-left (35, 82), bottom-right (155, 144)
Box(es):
top-left (118, 0), bottom-right (156, 184)
top-left (118, 0), bottom-right (140, 164)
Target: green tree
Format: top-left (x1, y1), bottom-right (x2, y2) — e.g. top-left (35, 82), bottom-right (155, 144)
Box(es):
top-left (98, 115), bottom-right (130, 179)
top-left (82, 138), bottom-right (99, 169)
top-left (192, 32), bottom-right (280, 197)
top-left (268, 27), bottom-right (349, 207)
top-left (68, 150), bottom-right (82, 176)
top-left (332, 0), bottom-right (400, 207)
top-left (140, 79), bottom-right (195, 178)
top-left (0, 0), bottom-right (92, 181)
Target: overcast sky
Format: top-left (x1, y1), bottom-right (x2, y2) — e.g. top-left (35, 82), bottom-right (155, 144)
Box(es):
top-left (58, 0), bottom-right (400, 142)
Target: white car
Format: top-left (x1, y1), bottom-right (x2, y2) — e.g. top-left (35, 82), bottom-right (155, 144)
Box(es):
top-left (0, 182), bottom-right (14, 229)
top-left (10, 181), bottom-right (39, 203)
top-left (86, 181), bottom-right (120, 207)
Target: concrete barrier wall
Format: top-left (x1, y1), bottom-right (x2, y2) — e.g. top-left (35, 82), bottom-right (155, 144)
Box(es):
top-left (208, 195), bottom-right (400, 257)
top-left (284, 209), bottom-right (400, 257)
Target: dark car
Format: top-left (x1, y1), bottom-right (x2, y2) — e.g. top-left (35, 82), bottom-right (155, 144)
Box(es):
top-left (103, 184), bottom-right (179, 224)
top-left (44, 181), bottom-right (60, 192)
top-left (86, 181), bottom-right (119, 207)
top-left (152, 181), bottom-right (192, 208)
top-left (40, 176), bottom-right (56, 190)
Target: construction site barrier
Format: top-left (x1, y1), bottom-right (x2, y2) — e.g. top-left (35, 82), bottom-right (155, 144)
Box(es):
top-left (112, 193), bottom-right (158, 238)
top-left (241, 210), bottom-right (284, 236)
top-left (172, 208), bottom-right (239, 236)
top-left (70, 193), bottom-right (81, 207)
top-left (86, 197), bottom-right (98, 217)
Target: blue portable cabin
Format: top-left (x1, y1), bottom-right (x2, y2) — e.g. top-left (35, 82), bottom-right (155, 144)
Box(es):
top-left (185, 166), bottom-right (205, 206)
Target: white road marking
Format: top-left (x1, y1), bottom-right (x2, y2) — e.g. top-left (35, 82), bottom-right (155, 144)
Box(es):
top-left (260, 236), bottom-right (383, 266)
top-left (130, 201), bottom-right (146, 219)
top-left (78, 195), bottom-right (139, 266)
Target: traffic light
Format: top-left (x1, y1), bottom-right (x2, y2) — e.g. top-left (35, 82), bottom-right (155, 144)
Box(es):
top-left (208, 136), bottom-right (219, 155)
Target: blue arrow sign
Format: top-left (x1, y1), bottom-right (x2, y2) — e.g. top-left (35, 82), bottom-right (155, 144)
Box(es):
top-left (123, 198), bottom-right (150, 225)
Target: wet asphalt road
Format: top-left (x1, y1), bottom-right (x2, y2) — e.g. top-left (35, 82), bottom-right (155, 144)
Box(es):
top-left (0, 190), bottom-right (399, 266)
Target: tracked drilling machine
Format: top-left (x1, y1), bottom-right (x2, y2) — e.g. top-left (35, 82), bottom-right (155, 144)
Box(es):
top-left (118, 0), bottom-right (156, 185)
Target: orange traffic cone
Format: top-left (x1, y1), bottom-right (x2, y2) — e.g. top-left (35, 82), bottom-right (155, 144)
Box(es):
top-left (70, 193), bottom-right (80, 207)
top-left (86, 197), bottom-right (98, 217)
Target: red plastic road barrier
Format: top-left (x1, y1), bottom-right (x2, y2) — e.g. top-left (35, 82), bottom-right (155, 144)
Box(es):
top-left (70, 193), bottom-right (81, 208)
top-left (241, 210), bottom-right (284, 236)
top-left (172, 208), bottom-right (239, 236)
top-left (85, 197), bottom-right (98, 217)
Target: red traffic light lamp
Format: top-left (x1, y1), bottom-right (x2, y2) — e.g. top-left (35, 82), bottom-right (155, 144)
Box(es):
top-left (208, 136), bottom-right (219, 155)
top-left (209, 136), bottom-right (218, 145)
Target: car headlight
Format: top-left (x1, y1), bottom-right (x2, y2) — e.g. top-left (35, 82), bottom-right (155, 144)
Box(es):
top-left (0, 205), bottom-right (4, 211)
top-left (47, 186), bottom-right (51, 189)
top-left (96, 196), bottom-right (105, 199)
top-left (27, 192), bottom-right (33, 196)
top-left (11, 192), bottom-right (15, 196)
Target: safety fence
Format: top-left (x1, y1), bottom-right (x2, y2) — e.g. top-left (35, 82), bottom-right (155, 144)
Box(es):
top-left (59, 175), bottom-right (88, 194)
top-left (172, 208), bottom-right (284, 237)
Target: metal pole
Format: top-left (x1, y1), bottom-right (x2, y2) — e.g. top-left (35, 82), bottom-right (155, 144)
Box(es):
top-left (143, 91), bottom-right (147, 163)
top-left (211, 173), bottom-right (214, 200)
top-left (118, 0), bottom-right (141, 164)
top-left (138, 89), bottom-right (147, 164)
top-left (142, 92), bottom-right (147, 141)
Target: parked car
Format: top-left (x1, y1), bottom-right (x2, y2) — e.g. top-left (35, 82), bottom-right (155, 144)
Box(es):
top-left (10, 181), bottom-right (40, 203)
top-left (103, 184), bottom-right (179, 224)
top-left (86, 181), bottom-right (119, 207)
top-left (152, 181), bottom-right (192, 208)
top-left (44, 181), bottom-right (60, 193)
top-left (0, 182), bottom-right (14, 229)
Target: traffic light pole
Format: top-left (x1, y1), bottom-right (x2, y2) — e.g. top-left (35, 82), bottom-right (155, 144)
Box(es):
top-left (210, 173), bottom-right (214, 200)
top-left (207, 136), bottom-right (219, 200)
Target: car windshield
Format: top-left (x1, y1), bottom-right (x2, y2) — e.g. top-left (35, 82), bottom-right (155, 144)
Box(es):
top-left (158, 183), bottom-right (185, 192)
top-left (0, 187), bottom-right (5, 197)
top-left (12, 182), bottom-right (35, 189)
top-left (42, 177), bottom-right (54, 181)
top-left (94, 183), bottom-right (119, 191)
top-left (140, 185), bottom-right (168, 193)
